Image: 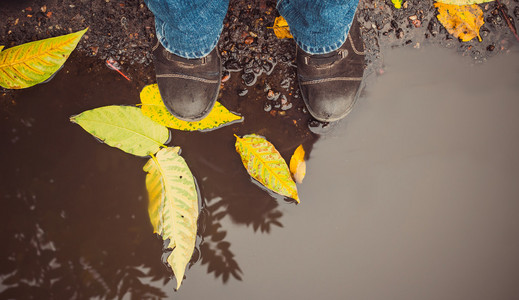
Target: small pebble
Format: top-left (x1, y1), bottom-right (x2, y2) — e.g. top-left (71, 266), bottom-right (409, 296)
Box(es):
top-left (267, 90), bottom-right (280, 101)
top-left (238, 89), bottom-right (248, 96)
top-left (221, 71), bottom-right (230, 82)
top-left (281, 103), bottom-right (293, 111)
top-left (280, 78), bottom-right (290, 89)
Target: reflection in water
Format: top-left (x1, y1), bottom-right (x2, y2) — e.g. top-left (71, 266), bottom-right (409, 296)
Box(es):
top-left (177, 117), bottom-right (318, 283)
top-left (0, 52), bottom-right (319, 297)
top-left (199, 197), bottom-right (243, 283)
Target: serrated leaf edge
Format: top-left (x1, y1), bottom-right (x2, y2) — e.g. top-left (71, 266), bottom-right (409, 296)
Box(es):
top-left (235, 134), bottom-right (299, 202)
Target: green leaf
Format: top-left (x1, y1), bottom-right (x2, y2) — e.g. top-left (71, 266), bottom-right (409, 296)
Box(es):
top-left (235, 134), bottom-right (299, 202)
top-left (70, 105), bottom-right (169, 157)
top-left (0, 28), bottom-right (87, 89)
top-left (143, 147), bottom-right (198, 290)
top-left (435, 0), bottom-right (494, 4)
top-left (140, 84), bottom-right (242, 131)
top-left (392, 0), bottom-right (403, 9)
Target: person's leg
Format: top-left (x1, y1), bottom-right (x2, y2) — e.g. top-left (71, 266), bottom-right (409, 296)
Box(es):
top-left (277, 0), bottom-right (365, 122)
top-left (144, 0), bottom-right (229, 121)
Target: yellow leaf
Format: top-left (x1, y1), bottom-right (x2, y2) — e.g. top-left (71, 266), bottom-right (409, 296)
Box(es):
top-left (140, 84), bottom-right (242, 131)
top-left (235, 134), bottom-right (299, 202)
top-left (143, 147), bottom-right (199, 290)
top-left (289, 144), bottom-right (306, 184)
top-left (272, 16), bottom-right (293, 39)
top-left (70, 105), bottom-right (169, 157)
top-left (392, 0), bottom-right (403, 9)
top-left (435, 0), bottom-right (494, 5)
top-left (0, 46), bottom-right (4, 52)
top-left (0, 28), bottom-right (87, 89)
top-left (435, 3), bottom-right (484, 42)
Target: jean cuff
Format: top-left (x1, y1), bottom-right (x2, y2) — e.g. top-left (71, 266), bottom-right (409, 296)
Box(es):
top-left (293, 31), bottom-right (348, 55)
top-left (155, 19), bottom-right (222, 59)
top-left (277, 0), bottom-right (355, 55)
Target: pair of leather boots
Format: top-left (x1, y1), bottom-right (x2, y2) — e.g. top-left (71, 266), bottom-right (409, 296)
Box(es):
top-left (152, 19), bottom-right (365, 123)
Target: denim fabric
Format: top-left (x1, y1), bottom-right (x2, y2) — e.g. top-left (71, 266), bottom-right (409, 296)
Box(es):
top-left (144, 0), bottom-right (229, 58)
top-left (277, 0), bottom-right (359, 55)
top-left (144, 0), bottom-right (359, 58)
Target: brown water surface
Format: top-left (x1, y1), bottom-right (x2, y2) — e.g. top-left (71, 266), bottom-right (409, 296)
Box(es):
top-left (1, 45), bottom-right (519, 299)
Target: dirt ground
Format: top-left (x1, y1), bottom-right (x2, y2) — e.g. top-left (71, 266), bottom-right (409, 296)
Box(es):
top-left (1, 0), bottom-right (518, 124)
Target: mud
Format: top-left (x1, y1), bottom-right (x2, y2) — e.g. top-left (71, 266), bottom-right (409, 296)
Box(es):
top-left (2, 0), bottom-right (518, 98)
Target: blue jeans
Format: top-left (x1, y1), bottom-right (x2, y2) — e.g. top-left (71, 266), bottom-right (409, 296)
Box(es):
top-left (144, 0), bottom-right (359, 59)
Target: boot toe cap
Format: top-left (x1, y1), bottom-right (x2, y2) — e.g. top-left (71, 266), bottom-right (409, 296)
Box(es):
top-left (301, 80), bottom-right (360, 122)
top-left (157, 77), bottom-right (219, 122)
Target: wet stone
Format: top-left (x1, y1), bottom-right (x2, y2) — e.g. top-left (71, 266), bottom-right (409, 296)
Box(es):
top-left (280, 78), bottom-right (290, 89)
top-left (267, 90), bottom-right (280, 101)
top-left (238, 88), bottom-right (248, 96)
top-left (281, 102), bottom-right (293, 111)
top-left (242, 73), bottom-right (256, 86)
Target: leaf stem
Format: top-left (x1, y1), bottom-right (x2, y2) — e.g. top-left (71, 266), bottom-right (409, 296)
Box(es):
top-left (496, 0), bottom-right (519, 42)
top-left (105, 59), bottom-right (131, 81)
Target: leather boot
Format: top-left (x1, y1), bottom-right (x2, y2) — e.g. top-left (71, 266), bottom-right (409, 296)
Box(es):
top-left (151, 39), bottom-right (221, 122)
top-left (297, 18), bottom-right (366, 122)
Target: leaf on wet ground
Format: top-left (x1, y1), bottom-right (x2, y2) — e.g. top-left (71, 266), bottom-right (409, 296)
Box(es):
top-left (140, 84), bottom-right (242, 131)
top-left (435, 2), bottom-right (485, 42)
top-left (289, 144), bottom-right (306, 184)
top-left (0, 28), bottom-right (87, 89)
top-left (235, 134), bottom-right (299, 202)
top-left (70, 105), bottom-right (169, 157)
top-left (143, 147), bottom-right (198, 290)
top-left (392, 0), bottom-right (403, 9)
top-left (271, 16), bottom-right (293, 39)
top-left (435, 0), bottom-right (494, 5)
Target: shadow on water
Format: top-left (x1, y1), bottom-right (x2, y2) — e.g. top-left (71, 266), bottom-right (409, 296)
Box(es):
top-left (0, 47), bottom-right (319, 298)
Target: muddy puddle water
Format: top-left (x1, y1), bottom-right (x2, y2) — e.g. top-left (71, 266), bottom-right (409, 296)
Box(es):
top-left (1, 45), bottom-right (519, 299)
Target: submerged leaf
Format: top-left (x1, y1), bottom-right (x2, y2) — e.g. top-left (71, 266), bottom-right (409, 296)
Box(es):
top-left (435, 0), bottom-right (493, 4)
top-left (0, 28), bottom-right (87, 89)
top-left (435, 3), bottom-right (484, 42)
top-left (392, 0), bottom-right (403, 9)
top-left (235, 134), bottom-right (299, 202)
top-left (289, 144), bottom-right (306, 184)
top-left (70, 105), bottom-right (169, 156)
top-left (140, 84), bottom-right (242, 131)
top-left (143, 147), bottom-right (198, 290)
top-left (272, 16), bottom-right (293, 39)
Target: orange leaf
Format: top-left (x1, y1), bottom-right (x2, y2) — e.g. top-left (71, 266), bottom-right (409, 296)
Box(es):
top-left (289, 144), bottom-right (306, 184)
top-left (435, 3), bottom-right (484, 42)
top-left (271, 16), bottom-right (293, 39)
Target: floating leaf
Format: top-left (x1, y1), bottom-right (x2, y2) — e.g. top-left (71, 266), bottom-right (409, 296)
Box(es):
top-left (143, 147), bottom-right (198, 290)
top-left (271, 16), bottom-right (293, 39)
top-left (435, 3), bottom-right (484, 42)
top-left (0, 28), bottom-right (87, 89)
top-left (289, 144), bottom-right (306, 184)
top-left (435, 0), bottom-right (494, 5)
top-left (392, 0), bottom-right (403, 9)
top-left (235, 134), bottom-right (299, 202)
top-left (140, 84), bottom-right (242, 131)
top-left (70, 105), bottom-right (169, 157)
